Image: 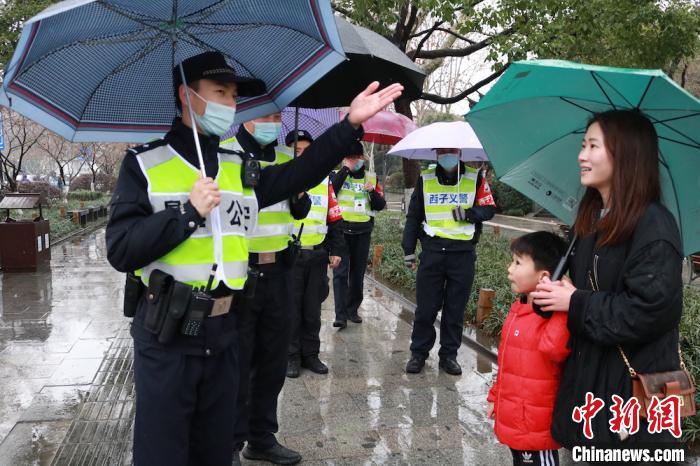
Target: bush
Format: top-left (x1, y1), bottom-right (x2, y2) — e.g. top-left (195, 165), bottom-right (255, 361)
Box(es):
top-left (69, 173), bottom-right (116, 193)
top-left (67, 190), bottom-right (103, 201)
top-left (385, 172), bottom-right (405, 190)
top-left (17, 181), bottom-right (61, 202)
top-left (490, 178), bottom-right (532, 217)
top-left (680, 285), bottom-right (700, 443)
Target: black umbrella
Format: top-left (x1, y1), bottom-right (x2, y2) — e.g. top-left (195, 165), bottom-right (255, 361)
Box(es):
top-left (291, 16), bottom-right (425, 108)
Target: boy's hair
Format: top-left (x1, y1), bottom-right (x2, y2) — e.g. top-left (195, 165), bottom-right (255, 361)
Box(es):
top-left (510, 231), bottom-right (568, 275)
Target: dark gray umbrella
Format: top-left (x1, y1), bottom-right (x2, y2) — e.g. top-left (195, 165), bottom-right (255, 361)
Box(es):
top-left (292, 16), bottom-right (425, 107)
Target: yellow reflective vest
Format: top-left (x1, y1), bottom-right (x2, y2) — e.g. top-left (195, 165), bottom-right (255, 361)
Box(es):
top-left (337, 171), bottom-right (377, 223)
top-left (220, 137), bottom-right (295, 253)
top-left (421, 166), bottom-right (478, 241)
top-left (135, 144), bottom-right (257, 290)
top-left (294, 177), bottom-right (329, 247)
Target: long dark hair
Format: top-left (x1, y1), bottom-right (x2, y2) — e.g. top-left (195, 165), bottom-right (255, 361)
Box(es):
top-left (573, 109), bottom-right (661, 247)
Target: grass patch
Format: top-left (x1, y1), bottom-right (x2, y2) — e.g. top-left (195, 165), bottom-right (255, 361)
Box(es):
top-left (6, 194), bottom-right (111, 240)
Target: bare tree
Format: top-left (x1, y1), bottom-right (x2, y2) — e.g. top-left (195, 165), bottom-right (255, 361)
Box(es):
top-left (97, 143), bottom-right (128, 177)
top-left (0, 107), bottom-right (46, 191)
top-left (36, 131), bottom-right (84, 191)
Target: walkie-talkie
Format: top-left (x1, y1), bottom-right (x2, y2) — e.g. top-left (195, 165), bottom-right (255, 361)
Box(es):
top-left (180, 265), bottom-right (216, 336)
top-left (284, 223), bottom-right (304, 267)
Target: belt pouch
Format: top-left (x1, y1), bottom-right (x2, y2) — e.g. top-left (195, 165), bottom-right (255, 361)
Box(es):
top-left (123, 272), bottom-right (143, 318)
top-left (158, 281), bottom-right (192, 344)
top-left (181, 291), bottom-right (214, 337)
top-left (144, 270), bottom-right (173, 334)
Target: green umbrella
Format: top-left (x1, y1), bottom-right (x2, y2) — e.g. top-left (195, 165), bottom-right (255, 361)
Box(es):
top-left (465, 59), bottom-right (700, 256)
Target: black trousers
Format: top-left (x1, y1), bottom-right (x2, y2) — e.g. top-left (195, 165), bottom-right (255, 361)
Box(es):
top-left (333, 232), bottom-right (371, 320)
top-left (234, 269), bottom-right (291, 450)
top-left (289, 249), bottom-right (330, 359)
top-left (510, 448), bottom-right (559, 466)
top-left (410, 248), bottom-right (476, 359)
top-left (133, 339), bottom-right (239, 466)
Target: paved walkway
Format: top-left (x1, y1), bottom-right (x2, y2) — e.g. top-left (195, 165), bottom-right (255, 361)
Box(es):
top-left (0, 227), bottom-right (694, 465)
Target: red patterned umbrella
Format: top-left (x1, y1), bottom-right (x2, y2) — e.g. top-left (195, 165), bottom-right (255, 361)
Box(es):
top-left (340, 109), bottom-right (417, 144)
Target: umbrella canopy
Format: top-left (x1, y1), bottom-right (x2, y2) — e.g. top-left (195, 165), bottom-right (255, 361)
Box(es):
top-left (339, 109), bottom-right (417, 145)
top-left (387, 121), bottom-right (488, 161)
top-left (466, 59), bottom-right (700, 255)
top-left (0, 0), bottom-right (344, 143)
top-left (291, 16), bottom-right (425, 108)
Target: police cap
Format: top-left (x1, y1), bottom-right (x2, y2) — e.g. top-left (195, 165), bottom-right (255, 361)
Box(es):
top-left (285, 129), bottom-right (314, 146)
top-left (174, 51), bottom-right (266, 97)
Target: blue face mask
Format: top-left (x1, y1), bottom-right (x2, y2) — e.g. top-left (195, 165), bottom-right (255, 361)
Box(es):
top-left (252, 122), bottom-right (282, 146)
top-left (438, 153), bottom-right (460, 171)
top-left (190, 89), bottom-right (236, 137)
top-left (353, 159), bottom-right (364, 171)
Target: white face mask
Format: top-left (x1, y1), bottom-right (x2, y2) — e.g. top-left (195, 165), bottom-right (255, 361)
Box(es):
top-left (190, 88), bottom-right (236, 137)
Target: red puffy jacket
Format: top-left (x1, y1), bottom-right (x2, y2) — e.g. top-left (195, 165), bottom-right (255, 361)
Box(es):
top-left (487, 299), bottom-right (570, 451)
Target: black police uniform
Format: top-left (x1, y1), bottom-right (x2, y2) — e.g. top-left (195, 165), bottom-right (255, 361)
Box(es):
top-left (106, 116), bottom-right (363, 466)
top-left (289, 211), bottom-right (346, 366)
top-left (401, 163), bottom-right (496, 360)
top-left (330, 165), bottom-right (386, 323)
top-left (230, 125), bottom-right (310, 453)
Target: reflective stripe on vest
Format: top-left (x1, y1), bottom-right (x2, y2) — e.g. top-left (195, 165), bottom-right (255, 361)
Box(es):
top-left (294, 177), bottom-right (329, 247)
top-left (135, 145), bottom-right (257, 290)
top-left (421, 166), bottom-right (477, 241)
top-left (221, 137), bottom-right (295, 253)
top-left (338, 172), bottom-right (377, 223)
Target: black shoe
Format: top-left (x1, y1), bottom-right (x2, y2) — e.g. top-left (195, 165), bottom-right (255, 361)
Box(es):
top-left (405, 354), bottom-right (426, 374)
top-left (242, 442), bottom-right (301, 465)
top-left (232, 449), bottom-right (241, 466)
top-left (301, 355), bottom-right (328, 374)
top-left (348, 314), bottom-right (362, 323)
top-left (333, 319), bottom-right (347, 329)
top-left (286, 358), bottom-right (300, 378)
top-left (439, 357), bottom-right (462, 375)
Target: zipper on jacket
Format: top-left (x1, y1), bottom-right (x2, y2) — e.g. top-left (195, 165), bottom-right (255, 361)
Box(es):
top-left (494, 312), bottom-right (517, 429)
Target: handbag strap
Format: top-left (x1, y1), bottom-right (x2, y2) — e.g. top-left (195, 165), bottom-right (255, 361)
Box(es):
top-left (617, 343), bottom-right (687, 379)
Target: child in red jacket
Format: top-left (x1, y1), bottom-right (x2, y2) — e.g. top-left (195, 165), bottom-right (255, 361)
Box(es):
top-left (487, 231), bottom-right (569, 466)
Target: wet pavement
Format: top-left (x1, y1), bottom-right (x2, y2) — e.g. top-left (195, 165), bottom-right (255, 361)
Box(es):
top-left (0, 227), bottom-right (693, 465)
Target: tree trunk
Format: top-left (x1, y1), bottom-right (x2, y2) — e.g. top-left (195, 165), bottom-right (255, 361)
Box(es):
top-left (394, 98), bottom-right (420, 213)
top-left (394, 99), bottom-right (420, 190)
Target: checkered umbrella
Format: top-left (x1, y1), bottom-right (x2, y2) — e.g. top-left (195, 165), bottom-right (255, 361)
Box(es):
top-left (0, 0), bottom-right (344, 143)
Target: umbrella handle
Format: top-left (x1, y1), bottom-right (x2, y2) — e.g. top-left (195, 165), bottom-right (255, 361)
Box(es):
top-left (178, 63), bottom-right (207, 178)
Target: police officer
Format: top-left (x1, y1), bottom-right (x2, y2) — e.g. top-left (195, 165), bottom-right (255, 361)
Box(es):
top-left (331, 144), bottom-right (386, 328)
top-left (402, 148), bottom-right (496, 375)
top-left (285, 130), bottom-right (346, 378)
top-left (220, 116), bottom-right (307, 464)
top-left (105, 51), bottom-right (403, 466)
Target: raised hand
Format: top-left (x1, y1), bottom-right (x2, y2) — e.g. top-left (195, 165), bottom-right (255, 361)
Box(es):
top-left (347, 82), bottom-right (404, 128)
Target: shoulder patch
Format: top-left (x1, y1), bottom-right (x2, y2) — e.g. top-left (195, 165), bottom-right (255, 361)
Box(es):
top-left (127, 139), bottom-right (167, 156)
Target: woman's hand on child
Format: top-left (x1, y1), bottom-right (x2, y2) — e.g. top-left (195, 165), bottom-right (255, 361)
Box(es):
top-left (487, 402), bottom-right (495, 419)
top-left (531, 276), bottom-right (576, 312)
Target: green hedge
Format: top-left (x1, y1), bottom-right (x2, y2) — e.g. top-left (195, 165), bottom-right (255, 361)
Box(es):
top-left (67, 190), bottom-right (104, 201)
top-left (370, 211), bottom-right (700, 444)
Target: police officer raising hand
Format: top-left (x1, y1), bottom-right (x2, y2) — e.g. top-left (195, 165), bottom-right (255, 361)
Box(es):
top-left (189, 176), bottom-right (222, 217)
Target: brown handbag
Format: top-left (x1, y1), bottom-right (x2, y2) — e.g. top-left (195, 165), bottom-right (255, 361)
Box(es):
top-left (618, 345), bottom-right (697, 419)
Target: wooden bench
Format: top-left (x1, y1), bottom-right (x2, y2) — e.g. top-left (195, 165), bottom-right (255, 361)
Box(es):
top-left (689, 253), bottom-right (700, 284)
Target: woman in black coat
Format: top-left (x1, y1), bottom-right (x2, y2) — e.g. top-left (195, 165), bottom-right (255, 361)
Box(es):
top-left (531, 110), bottom-right (684, 454)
